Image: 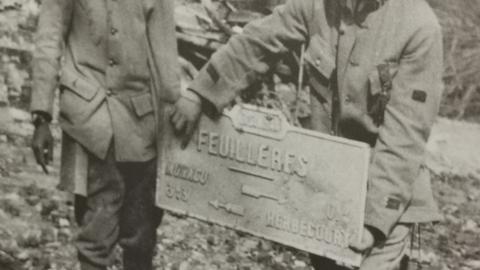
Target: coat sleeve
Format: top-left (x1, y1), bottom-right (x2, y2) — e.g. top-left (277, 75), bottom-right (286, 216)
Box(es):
top-left (30, 0), bottom-right (72, 117)
top-left (146, 0), bottom-right (181, 104)
top-left (364, 20), bottom-right (444, 239)
top-left (189, 0), bottom-right (314, 112)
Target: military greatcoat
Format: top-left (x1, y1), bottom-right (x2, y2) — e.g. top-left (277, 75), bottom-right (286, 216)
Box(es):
top-left (190, 0), bottom-right (444, 239)
top-left (31, 0), bottom-right (181, 194)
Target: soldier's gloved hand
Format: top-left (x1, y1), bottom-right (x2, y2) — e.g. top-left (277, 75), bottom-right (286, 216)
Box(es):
top-left (349, 226), bottom-right (376, 253)
top-left (170, 89), bottom-right (202, 149)
top-left (31, 113), bottom-right (54, 174)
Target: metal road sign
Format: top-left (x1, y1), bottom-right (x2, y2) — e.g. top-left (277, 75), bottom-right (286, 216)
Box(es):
top-left (157, 104), bottom-right (370, 268)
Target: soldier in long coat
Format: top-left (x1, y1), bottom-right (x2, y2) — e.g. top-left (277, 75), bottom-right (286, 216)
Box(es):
top-left (29, 0), bottom-right (189, 269)
top-left (171, 0), bottom-right (444, 269)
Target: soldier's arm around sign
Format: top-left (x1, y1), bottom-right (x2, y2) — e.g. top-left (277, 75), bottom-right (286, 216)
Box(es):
top-left (170, 0), bottom-right (312, 145)
top-left (173, 0), bottom-right (444, 269)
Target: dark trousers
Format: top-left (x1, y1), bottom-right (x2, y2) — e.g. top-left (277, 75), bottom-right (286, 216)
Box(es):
top-left (74, 148), bottom-right (163, 270)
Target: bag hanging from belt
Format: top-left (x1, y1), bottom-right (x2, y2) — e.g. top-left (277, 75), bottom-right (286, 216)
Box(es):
top-left (369, 63), bottom-right (393, 126)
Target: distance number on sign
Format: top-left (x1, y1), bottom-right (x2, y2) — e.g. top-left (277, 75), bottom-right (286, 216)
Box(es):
top-left (165, 182), bottom-right (190, 202)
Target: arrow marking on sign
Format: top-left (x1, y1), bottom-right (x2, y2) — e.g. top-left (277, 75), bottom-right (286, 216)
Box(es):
top-left (209, 200), bottom-right (245, 216)
top-left (241, 185), bottom-right (279, 201)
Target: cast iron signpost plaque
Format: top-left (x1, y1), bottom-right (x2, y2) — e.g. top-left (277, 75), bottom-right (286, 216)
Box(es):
top-left (157, 104), bottom-right (370, 268)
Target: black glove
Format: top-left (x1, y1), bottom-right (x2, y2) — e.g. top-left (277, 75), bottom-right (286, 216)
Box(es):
top-left (31, 113), bottom-right (53, 174)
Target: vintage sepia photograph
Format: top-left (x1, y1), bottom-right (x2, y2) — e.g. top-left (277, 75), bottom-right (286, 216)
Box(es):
top-left (0, 0), bottom-right (479, 269)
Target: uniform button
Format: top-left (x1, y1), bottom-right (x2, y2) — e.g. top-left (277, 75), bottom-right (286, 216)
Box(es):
top-left (339, 23), bottom-right (346, 35)
top-left (345, 95), bottom-right (353, 103)
top-left (315, 59), bottom-right (322, 67)
top-left (106, 89), bottom-right (113, 96)
top-left (110, 27), bottom-right (118, 35)
top-left (349, 60), bottom-right (359, 67)
top-left (109, 59), bottom-right (116, 66)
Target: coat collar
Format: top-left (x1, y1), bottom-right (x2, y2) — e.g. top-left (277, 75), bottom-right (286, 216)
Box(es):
top-left (335, 0), bottom-right (389, 88)
top-left (340, 0), bottom-right (388, 17)
top-left (355, 0), bottom-right (389, 28)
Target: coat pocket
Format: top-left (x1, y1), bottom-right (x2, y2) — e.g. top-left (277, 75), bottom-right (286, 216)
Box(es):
top-left (58, 70), bottom-right (105, 125)
top-left (59, 69), bottom-right (101, 101)
top-left (131, 92), bottom-right (154, 118)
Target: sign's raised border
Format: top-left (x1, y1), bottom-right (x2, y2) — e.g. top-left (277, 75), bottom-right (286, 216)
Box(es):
top-left (157, 104), bottom-right (370, 268)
